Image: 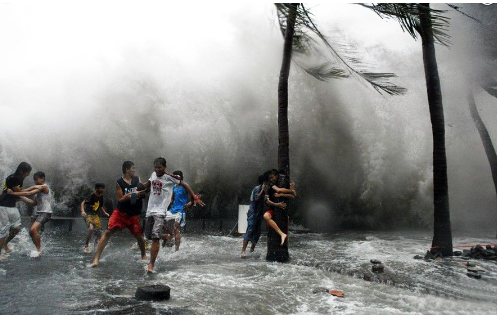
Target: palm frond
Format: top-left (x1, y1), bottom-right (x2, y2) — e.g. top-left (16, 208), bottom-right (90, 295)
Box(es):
top-left (360, 3), bottom-right (451, 47)
top-left (302, 63), bottom-right (349, 81)
top-left (275, 3), bottom-right (407, 96)
top-left (482, 78), bottom-right (497, 98)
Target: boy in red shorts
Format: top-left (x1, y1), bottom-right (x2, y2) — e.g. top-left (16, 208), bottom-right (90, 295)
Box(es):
top-left (263, 169), bottom-right (296, 246)
top-left (91, 161), bottom-right (147, 267)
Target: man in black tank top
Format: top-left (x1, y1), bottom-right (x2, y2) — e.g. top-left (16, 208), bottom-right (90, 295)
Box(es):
top-left (91, 161), bottom-right (147, 267)
top-left (0, 162), bottom-right (33, 259)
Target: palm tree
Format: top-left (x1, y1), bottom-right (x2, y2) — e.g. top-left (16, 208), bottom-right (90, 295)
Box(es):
top-left (277, 3), bottom-right (298, 176)
top-left (274, 3), bottom-right (407, 177)
top-left (362, 3), bottom-right (453, 256)
top-left (267, 4), bottom-right (406, 262)
top-left (467, 85), bottom-right (497, 239)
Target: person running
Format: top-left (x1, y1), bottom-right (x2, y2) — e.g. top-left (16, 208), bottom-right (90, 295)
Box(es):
top-left (81, 183), bottom-right (110, 253)
top-left (6, 171), bottom-right (51, 256)
top-left (142, 157), bottom-right (204, 273)
top-left (91, 161), bottom-right (147, 267)
top-left (0, 162), bottom-right (33, 259)
top-left (241, 173), bottom-right (266, 258)
top-left (166, 170), bottom-right (204, 252)
top-left (263, 169), bottom-right (297, 246)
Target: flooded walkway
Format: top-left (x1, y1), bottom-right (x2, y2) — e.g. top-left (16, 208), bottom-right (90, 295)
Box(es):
top-left (1, 223), bottom-right (496, 314)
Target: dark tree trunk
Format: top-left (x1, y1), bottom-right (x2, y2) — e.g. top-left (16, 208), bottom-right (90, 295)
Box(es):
top-left (277, 3), bottom-right (297, 176)
top-left (419, 3), bottom-right (453, 256)
top-left (267, 3), bottom-right (298, 262)
top-left (467, 88), bottom-right (497, 238)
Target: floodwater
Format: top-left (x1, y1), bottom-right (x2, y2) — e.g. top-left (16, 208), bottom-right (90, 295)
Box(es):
top-left (1, 219), bottom-right (496, 314)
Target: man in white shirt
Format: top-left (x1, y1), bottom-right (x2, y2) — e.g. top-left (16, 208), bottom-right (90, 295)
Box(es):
top-left (142, 157), bottom-right (204, 273)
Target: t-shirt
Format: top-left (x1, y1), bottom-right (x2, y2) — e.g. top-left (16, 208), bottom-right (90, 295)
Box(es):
top-left (84, 193), bottom-right (104, 216)
top-left (169, 185), bottom-right (188, 215)
top-left (250, 185), bottom-right (261, 203)
top-left (146, 172), bottom-right (181, 217)
top-left (247, 185), bottom-right (261, 217)
top-left (116, 176), bottom-right (143, 216)
top-left (268, 183), bottom-right (277, 204)
top-left (35, 187), bottom-right (53, 214)
top-left (0, 174), bottom-right (23, 208)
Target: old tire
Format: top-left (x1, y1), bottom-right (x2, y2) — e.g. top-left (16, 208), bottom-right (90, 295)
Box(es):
top-left (135, 285), bottom-right (171, 301)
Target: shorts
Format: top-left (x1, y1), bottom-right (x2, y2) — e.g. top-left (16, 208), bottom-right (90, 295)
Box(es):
top-left (31, 212), bottom-right (52, 226)
top-left (265, 210), bottom-right (274, 218)
top-left (181, 212), bottom-right (186, 228)
top-left (0, 206), bottom-right (21, 239)
top-left (145, 215), bottom-right (166, 240)
top-left (107, 209), bottom-right (142, 237)
top-left (85, 214), bottom-right (102, 229)
top-left (165, 210), bottom-right (182, 223)
top-left (166, 210), bottom-right (186, 228)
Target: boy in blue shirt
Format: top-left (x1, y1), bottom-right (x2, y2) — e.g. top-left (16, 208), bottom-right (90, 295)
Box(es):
top-left (241, 174), bottom-right (266, 258)
top-left (165, 170), bottom-right (203, 251)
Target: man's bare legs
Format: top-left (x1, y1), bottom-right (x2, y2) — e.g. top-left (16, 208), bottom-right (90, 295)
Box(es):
top-left (241, 239), bottom-right (249, 258)
top-left (148, 239), bottom-right (160, 273)
top-left (84, 224), bottom-right (95, 253)
top-left (4, 226), bottom-right (20, 253)
top-left (250, 242), bottom-right (257, 252)
top-left (94, 230), bottom-right (102, 248)
top-left (263, 212), bottom-right (287, 246)
top-left (0, 238), bottom-right (6, 260)
top-left (173, 222), bottom-right (181, 252)
top-left (134, 234), bottom-right (147, 260)
top-left (91, 229), bottom-right (115, 267)
top-left (29, 222), bottom-right (42, 252)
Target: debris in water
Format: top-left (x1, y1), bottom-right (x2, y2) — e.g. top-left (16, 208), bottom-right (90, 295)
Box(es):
top-left (372, 264), bottom-right (385, 273)
top-left (135, 284), bottom-right (170, 301)
top-left (312, 287), bottom-right (344, 298)
top-left (467, 272), bottom-right (482, 279)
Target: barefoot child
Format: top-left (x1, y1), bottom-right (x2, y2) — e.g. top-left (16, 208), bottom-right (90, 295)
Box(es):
top-left (6, 171), bottom-right (51, 255)
top-left (91, 161), bottom-right (147, 267)
top-left (166, 170), bottom-right (204, 252)
top-left (241, 174), bottom-right (266, 258)
top-left (81, 183), bottom-right (110, 253)
top-left (142, 157), bottom-right (204, 273)
top-left (263, 169), bottom-right (297, 246)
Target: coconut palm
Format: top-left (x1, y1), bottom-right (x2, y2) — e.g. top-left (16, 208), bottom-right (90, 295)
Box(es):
top-left (268, 4), bottom-right (406, 262)
top-left (274, 3), bottom-right (406, 175)
top-left (470, 78), bottom-right (497, 238)
top-left (361, 3), bottom-right (453, 256)
top-left (467, 86), bottom-right (497, 238)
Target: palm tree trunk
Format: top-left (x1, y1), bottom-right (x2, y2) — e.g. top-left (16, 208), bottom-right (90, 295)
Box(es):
top-left (277, 3), bottom-right (297, 175)
top-left (419, 3), bottom-right (453, 256)
top-left (267, 3), bottom-right (298, 263)
top-left (467, 88), bottom-right (497, 238)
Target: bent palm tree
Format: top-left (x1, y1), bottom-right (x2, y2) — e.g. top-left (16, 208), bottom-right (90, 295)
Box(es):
top-left (362, 3), bottom-right (453, 256)
top-left (267, 4), bottom-right (406, 262)
top-left (467, 85), bottom-right (497, 239)
top-left (274, 3), bottom-right (407, 176)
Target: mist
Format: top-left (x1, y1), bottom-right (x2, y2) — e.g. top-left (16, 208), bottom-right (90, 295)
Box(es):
top-left (1, 2), bottom-right (496, 232)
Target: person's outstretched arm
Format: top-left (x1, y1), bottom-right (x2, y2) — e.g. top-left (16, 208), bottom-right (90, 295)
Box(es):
top-left (7, 185), bottom-right (44, 197)
top-left (180, 181), bottom-right (205, 207)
